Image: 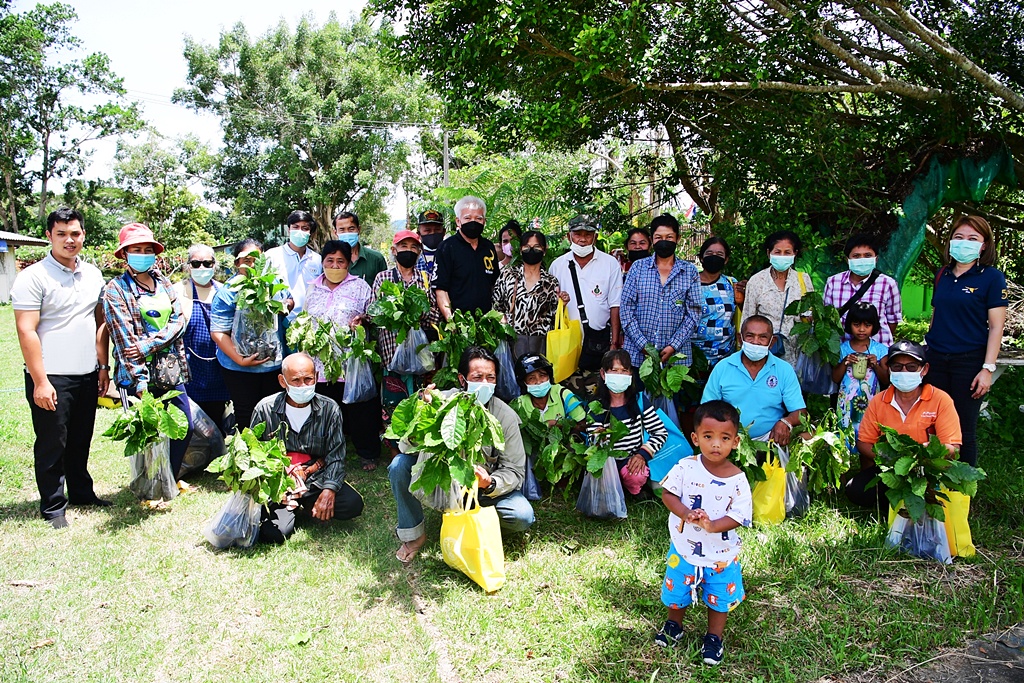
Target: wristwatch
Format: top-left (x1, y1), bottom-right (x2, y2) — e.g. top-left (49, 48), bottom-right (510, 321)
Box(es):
top-left (96, 364), bottom-right (111, 371)
top-left (982, 363), bottom-right (997, 373)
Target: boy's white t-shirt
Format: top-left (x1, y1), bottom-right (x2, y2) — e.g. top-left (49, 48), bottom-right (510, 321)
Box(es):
top-left (663, 455), bottom-right (753, 567)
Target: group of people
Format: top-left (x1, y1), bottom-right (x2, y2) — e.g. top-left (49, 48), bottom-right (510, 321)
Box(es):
top-left (11, 202), bottom-right (1008, 665)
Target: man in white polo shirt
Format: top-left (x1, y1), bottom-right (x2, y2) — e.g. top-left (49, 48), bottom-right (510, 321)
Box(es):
top-left (265, 209), bottom-right (323, 321)
top-left (12, 208), bottom-right (110, 528)
top-left (550, 214), bottom-right (623, 376)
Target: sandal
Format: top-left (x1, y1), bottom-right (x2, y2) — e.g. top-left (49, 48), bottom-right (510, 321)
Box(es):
top-left (396, 542), bottom-right (421, 564)
top-left (362, 461), bottom-right (378, 472)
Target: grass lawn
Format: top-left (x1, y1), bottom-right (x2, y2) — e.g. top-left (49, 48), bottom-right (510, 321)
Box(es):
top-left (1, 304), bottom-right (1022, 682)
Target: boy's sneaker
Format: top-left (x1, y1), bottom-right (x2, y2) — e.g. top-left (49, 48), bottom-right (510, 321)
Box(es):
top-left (702, 633), bottom-right (724, 665)
top-left (654, 620), bottom-right (684, 648)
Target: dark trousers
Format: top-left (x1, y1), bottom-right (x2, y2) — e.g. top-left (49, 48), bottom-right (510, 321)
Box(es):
top-left (25, 372), bottom-right (99, 519)
top-left (316, 382), bottom-right (383, 462)
top-left (258, 482), bottom-right (364, 544)
top-left (926, 347), bottom-right (985, 467)
top-left (220, 368), bottom-right (282, 433)
top-left (845, 465), bottom-right (888, 513)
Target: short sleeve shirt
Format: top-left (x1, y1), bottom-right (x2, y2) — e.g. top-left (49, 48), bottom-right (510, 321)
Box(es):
top-left (701, 351), bottom-right (806, 438)
top-left (926, 265), bottom-right (1008, 354)
top-left (857, 384), bottom-right (962, 447)
top-left (663, 455), bottom-right (752, 567)
top-left (209, 285), bottom-right (283, 374)
top-left (349, 245), bottom-right (388, 287)
top-left (431, 232), bottom-right (499, 313)
top-left (510, 384), bottom-right (587, 424)
top-left (548, 250), bottom-right (623, 331)
top-left (10, 253), bottom-right (105, 375)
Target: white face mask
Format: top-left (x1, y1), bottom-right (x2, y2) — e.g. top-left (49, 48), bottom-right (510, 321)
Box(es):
top-left (570, 242), bottom-right (594, 258)
top-left (603, 372), bottom-right (632, 394)
top-left (741, 341), bottom-right (771, 362)
top-left (466, 381), bottom-right (496, 405)
top-left (284, 378), bottom-right (316, 405)
top-left (889, 371), bottom-right (923, 393)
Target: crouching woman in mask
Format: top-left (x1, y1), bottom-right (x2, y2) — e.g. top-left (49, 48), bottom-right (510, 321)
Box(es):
top-left (388, 345), bottom-right (535, 563)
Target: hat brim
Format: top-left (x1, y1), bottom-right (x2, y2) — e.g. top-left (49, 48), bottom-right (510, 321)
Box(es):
top-left (887, 350), bottom-right (926, 363)
top-left (115, 238), bottom-right (165, 259)
top-left (569, 226), bottom-right (597, 232)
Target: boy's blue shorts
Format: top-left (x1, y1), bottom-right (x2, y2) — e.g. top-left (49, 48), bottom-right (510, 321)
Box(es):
top-left (661, 543), bottom-right (745, 614)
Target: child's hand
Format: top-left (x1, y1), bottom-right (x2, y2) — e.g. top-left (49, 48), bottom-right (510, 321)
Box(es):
top-left (687, 509), bottom-right (709, 525)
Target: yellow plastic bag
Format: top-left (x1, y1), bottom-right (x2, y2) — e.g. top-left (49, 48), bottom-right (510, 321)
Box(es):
top-left (440, 487), bottom-right (506, 592)
top-left (752, 454), bottom-right (786, 525)
top-left (546, 300), bottom-right (582, 383)
top-left (887, 488), bottom-right (975, 558)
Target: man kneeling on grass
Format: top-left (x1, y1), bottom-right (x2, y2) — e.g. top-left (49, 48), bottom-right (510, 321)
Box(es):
top-left (251, 353), bottom-right (364, 543)
top-left (656, 400), bottom-right (752, 666)
top-left (389, 345), bottom-right (535, 563)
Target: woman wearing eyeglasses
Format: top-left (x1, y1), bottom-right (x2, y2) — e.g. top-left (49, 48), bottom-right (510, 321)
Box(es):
top-left (173, 244), bottom-right (231, 432)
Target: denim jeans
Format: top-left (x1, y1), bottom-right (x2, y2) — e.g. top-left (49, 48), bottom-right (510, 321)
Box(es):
top-left (925, 347), bottom-right (985, 467)
top-left (388, 452), bottom-right (536, 542)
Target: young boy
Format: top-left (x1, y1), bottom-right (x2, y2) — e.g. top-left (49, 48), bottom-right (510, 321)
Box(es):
top-left (655, 399), bottom-right (752, 665)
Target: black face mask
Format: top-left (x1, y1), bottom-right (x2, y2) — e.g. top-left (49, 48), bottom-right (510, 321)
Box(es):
top-left (395, 250), bottom-right (419, 268)
top-left (521, 248), bottom-right (544, 265)
top-left (701, 254), bottom-right (726, 274)
top-left (460, 221), bottom-right (484, 239)
top-left (420, 233), bottom-right (443, 251)
top-left (653, 240), bottom-right (677, 258)
top-left (627, 249), bottom-right (649, 263)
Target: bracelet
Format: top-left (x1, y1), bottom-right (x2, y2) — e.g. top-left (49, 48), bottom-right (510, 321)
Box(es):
top-left (779, 418), bottom-right (793, 431)
top-left (96, 364), bottom-right (110, 371)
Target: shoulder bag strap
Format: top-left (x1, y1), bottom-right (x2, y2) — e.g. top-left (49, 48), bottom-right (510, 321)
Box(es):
top-left (838, 269), bottom-right (881, 317)
top-left (568, 261), bottom-right (589, 326)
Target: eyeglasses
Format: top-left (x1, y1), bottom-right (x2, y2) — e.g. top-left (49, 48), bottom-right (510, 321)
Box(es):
top-left (189, 260), bottom-right (215, 268)
top-left (889, 362), bottom-right (922, 372)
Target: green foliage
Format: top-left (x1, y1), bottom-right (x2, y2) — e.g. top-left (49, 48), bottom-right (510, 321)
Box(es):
top-left (174, 15), bottom-right (432, 243)
top-left (894, 319), bottom-right (930, 344)
top-left (339, 324), bottom-right (381, 366)
top-left (428, 309), bottom-right (514, 388)
top-left (384, 390), bottom-right (505, 495)
top-left (785, 291), bottom-right (844, 366)
top-left (228, 253), bottom-right (288, 330)
top-left (286, 312), bottom-right (346, 382)
top-left (638, 344), bottom-right (695, 400)
top-left (869, 426), bottom-right (987, 522)
top-left (367, 280), bottom-right (430, 344)
top-left (787, 411), bottom-right (854, 495)
top-left (978, 366), bottom-right (1024, 447)
top-left (206, 423), bottom-right (295, 506)
top-left (732, 424), bottom-right (770, 489)
top-left (102, 391), bottom-right (189, 457)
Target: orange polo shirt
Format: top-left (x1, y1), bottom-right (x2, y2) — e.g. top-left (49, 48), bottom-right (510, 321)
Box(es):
top-left (858, 384), bottom-right (962, 447)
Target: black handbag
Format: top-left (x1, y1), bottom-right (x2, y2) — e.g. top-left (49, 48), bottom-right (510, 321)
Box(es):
top-left (149, 350), bottom-right (186, 392)
top-left (569, 261), bottom-right (611, 371)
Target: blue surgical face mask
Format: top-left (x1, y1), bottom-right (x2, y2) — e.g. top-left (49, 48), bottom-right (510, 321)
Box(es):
top-left (285, 379), bottom-right (317, 405)
top-left (848, 257), bottom-right (876, 277)
top-left (126, 253), bottom-right (156, 272)
top-left (289, 230), bottom-right (311, 248)
top-left (889, 371), bottom-right (923, 393)
top-left (466, 381), bottom-right (496, 405)
top-left (949, 239), bottom-right (983, 264)
top-left (526, 381), bottom-right (551, 398)
top-left (603, 372), bottom-right (632, 394)
top-left (336, 232), bottom-right (360, 247)
top-left (191, 267), bottom-right (215, 286)
top-left (769, 254), bottom-right (795, 272)
top-left (741, 341), bottom-right (771, 362)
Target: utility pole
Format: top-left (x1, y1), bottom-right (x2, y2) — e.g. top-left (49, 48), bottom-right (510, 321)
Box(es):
top-left (443, 130), bottom-right (450, 187)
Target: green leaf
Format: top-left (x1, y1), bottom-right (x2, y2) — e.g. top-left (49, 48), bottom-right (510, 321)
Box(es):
top-left (440, 400), bottom-right (465, 450)
top-left (894, 456), bottom-right (916, 476)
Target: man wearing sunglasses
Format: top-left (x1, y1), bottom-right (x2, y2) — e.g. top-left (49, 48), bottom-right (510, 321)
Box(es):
top-left (173, 244), bottom-right (231, 434)
top-left (848, 340), bottom-right (962, 508)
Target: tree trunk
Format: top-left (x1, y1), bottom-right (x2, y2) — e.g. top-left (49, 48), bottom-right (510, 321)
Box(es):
top-left (313, 204), bottom-right (332, 248)
top-left (37, 129), bottom-right (51, 223)
top-left (2, 166), bottom-right (18, 233)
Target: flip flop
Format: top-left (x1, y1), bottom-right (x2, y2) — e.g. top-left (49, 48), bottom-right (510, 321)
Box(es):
top-left (395, 542), bottom-right (421, 564)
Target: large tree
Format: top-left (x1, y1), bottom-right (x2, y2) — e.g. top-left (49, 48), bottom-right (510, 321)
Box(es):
top-left (0, 1), bottom-right (142, 230)
top-left (174, 14), bottom-right (435, 243)
top-left (368, 0), bottom-right (1024, 275)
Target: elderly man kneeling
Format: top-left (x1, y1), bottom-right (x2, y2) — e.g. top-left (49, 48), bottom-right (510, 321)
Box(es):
top-left (251, 353), bottom-right (364, 544)
top-left (389, 345), bottom-right (536, 563)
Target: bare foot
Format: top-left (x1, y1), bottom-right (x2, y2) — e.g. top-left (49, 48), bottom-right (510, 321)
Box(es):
top-left (396, 535), bottom-right (426, 563)
top-left (362, 461), bottom-right (378, 472)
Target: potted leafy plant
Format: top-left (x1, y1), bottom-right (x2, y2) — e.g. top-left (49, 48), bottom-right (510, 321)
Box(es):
top-left (368, 280), bottom-right (436, 375)
top-left (103, 391), bottom-right (189, 501)
top-left (228, 252), bottom-right (288, 360)
top-left (204, 423), bottom-right (296, 548)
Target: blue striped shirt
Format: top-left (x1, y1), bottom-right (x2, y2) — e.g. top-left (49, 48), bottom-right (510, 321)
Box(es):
top-left (620, 256), bottom-right (703, 367)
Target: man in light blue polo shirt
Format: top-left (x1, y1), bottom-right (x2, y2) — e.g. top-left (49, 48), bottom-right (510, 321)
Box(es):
top-left (701, 315), bottom-right (806, 445)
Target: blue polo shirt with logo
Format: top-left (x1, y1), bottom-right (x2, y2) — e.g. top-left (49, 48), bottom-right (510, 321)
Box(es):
top-left (926, 264), bottom-right (1008, 354)
top-left (701, 351), bottom-right (805, 438)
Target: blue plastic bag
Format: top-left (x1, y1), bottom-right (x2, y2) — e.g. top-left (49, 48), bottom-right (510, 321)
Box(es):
top-left (521, 455), bottom-right (542, 501)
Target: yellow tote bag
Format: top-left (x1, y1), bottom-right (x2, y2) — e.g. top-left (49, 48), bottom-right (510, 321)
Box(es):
top-left (546, 300), bottom-right (582, 383)
top-left (440, 487), bottom-right (506, 592)
top-left (752, 455), bottom-right (786, 525)
top-left (887, 488), bottom-right (975, 558)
